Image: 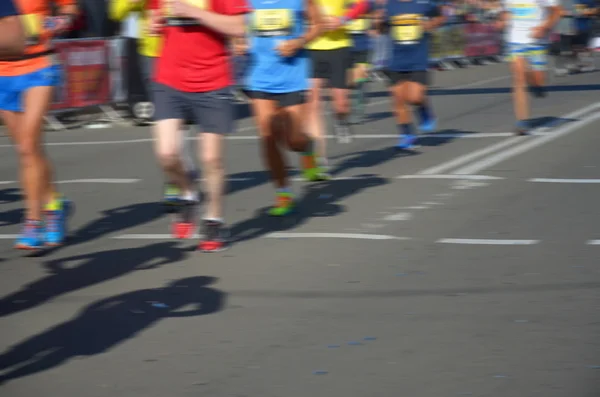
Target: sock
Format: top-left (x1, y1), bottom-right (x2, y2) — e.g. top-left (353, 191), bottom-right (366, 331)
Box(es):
top-left (398, 123), bottom-right (414, 136)
top-left (277, 187), bottom-right (292, 195)
top-left (182, 190), bottom-right (198, 202)
top-left (418, 101), bottom-right (432, 123)
top-left (303, 138), bottom-right (314, 156)
top-left (45, 193), bottom-right (63, 211)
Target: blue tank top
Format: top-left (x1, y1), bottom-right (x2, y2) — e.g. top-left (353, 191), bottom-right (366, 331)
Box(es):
top-left (245, 0), bottom-right (308, 93)
top-left (384, 0), bottom-right (439, 72)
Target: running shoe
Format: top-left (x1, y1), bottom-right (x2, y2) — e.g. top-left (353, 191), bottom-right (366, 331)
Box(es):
top-left (302, 153), bottom-right (330, 181)
top-left (44, 196), bottom-right (72, 246)
top-left (198, 219), bottom-right (229, 252)
top-left (15, 220), bottom-right (45, 250)
top-left (269, 191), bottom-right (294, 216)
top-left (418, 106), bottom-right (437, 133)
top-left (172, 199), bottom-right (198, 239)
top-left (395, 134), bottom-right (418, 150)
top-left (515, 120), bottom-right (530, 135)
top-left (162, 183), bottom-right (182, 213)
top-left (529, 85), bottom-right (547, 98)
top-left (334, 119), bottom-right (352, 144)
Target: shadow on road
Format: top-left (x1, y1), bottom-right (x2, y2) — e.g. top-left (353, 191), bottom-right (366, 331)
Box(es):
top-left (0, 242), bottom-right (188, 317)
top-left (230, 175), bottom-right (388, 245)
top-left (0, 276), bottom-right (224, 384)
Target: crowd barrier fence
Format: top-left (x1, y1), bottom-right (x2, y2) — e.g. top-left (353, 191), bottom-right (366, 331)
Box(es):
top-left (44, 22), bottom-right (506, 130)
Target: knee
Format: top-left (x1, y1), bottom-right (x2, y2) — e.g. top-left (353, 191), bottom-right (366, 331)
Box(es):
top-left (202, 153), bottom-right (223, 173)
top-left (156, 150), bottom-right (180, 170)
top-left (17, 139), bottom-right (42, 162)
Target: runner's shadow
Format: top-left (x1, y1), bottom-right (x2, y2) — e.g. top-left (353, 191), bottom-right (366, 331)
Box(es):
top-left (0, 208), bottom-right (23, 228)
top-left (230, 175), bottom-right (388, 245)
top-left (0, 242), bottom-right (188, 317)
top-left (34, 202), bottom-right (164, 257)
top-left (329, 145), bottom-right (418, 176)
top-left (0, 276), bottom-right (224, 384)
top-left (0, 188), bottom-right (21, 204)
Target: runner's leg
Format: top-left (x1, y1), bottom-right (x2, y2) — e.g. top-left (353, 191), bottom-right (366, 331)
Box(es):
top-left (390, 76), bottom-right (417, 149)
top-left (510, 55), bottom-right (530, 134)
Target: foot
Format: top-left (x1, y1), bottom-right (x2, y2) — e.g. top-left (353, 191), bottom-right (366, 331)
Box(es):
top-left (395, 134), bottom-right (418, 150)
top-left (515, 120), bottom-right (530, 136)
top-left (418, 106), bottom-right (437, 133)
top-left (15, 220), bottom-right (45, 250)
top-left (44, 196), bottom-right (72, 246)
top-left (268, 191), bottom-right (295, 216)
top-left (198, 219), bottom-right (229, 252)
top-left (162, 183), bottom-right (182, 213)
top-left (172, 199), bottom-right (199, 239)
top-left (303, 156), bottom-right (331, 182)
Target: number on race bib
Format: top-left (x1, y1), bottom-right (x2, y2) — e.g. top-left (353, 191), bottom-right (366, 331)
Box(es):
top-left (253, 9), bottom-right (292, 37)
top-left (391, 14), bottom-right (423, 43)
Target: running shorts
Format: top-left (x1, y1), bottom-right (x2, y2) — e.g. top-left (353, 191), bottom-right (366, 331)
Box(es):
top-left (244, 90), bottom-right (306, 108)
top-left (384, 70), bottom-right (429, 86)
top-left (153, 82), bottom-right (234, 133)
top-left (508, 43), bottom-right (548, 71)
top-left (309, 47), bottom-right (351, 89)
top-left (0, 65), bottom-right (61, 112)
top-left (572, 31), bottom-right (592, 48)
top-left (350, 50), bottom-right (369, 66)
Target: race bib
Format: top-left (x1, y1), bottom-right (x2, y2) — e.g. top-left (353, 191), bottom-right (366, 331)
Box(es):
top-left (509, 3), bottom-right (537, 19)
top-left (253, 9), bottom-right (293, 37)
top-left (21, 14), bottom-right (43, 44)
top-left (346, 18), bottom-right (367, 33)
top-left (391, 14), bottom-right (423, 43)
top-left (164, 0), bottom-right (206, 26)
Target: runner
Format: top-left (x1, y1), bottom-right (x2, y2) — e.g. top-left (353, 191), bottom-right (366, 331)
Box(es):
top-left (347, 0), bottom-right (373, 123)
top-left (147, 0), bottom-right (249, 252)
top-left (0, 0), bottom-right (25, 57)
top-left (305, 0), bottom-right (369, 172)
top-left (497, 0), bottom-right (561, 134)
top-left (0, 0), bottom-right (76, 250)
top-left (374, 0), bottom-right (444, 150)
top-left (110, 0), bottom-right (197, 213)
top-left (553, 0), bottom-right (577, 76)
top-left (235, 0), bottom-right (327, 216)
top-left (572, 0), bottom-right (598, 72)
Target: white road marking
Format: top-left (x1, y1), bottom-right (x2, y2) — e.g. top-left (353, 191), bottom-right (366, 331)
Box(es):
top-left (383, 212), bottom-right (413, 221)
top-left (529, 178), bottom-right (600, 184)
top-left (453, 103), bottom-right (600, 175)
top-left (437, 238), bottom-right (539, 245)
top-left (113, 234), bottom-right (200, 239)
top-left (398, 174), bottom-right (504, 180)
top-left (416, 137), bottom-right (524, 175)
top-left (0, 234), bottom-right (18, 239)
top-left (587, 240), bottom-right (600, 245)
top-left (56, 179), bottom-right (141, 184)
top-left (265, 232), bottom-right (409, 240)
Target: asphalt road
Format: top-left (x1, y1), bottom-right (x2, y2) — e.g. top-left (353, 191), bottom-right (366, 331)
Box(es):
top-left (1, 63), bottom-right (599, 397)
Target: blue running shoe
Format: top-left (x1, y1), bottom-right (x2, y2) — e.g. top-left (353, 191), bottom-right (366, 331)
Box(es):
top-left (516, 120), bottom-right (530, 136)
top-left (44, 197), bottom-right (72, 246)
top-left (15, 220), bottom-right (45, 250)
top-left (418, 105), bottom-right (437, 133)
top-left (396, 134), bottom-right (418, 150)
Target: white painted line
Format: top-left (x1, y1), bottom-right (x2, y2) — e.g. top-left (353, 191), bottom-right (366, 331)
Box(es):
top-left (529, 178), bottom-right (600, 184)
top-left (0, 234), bottom-right (18, 239)
top-left (416, 137), bottom-right (524, 175)
top-left (0, 181), bottom-right (16, 185)
top-left (56, 179), bottom-right (141, 184)
top-left (383, 212), bottom-right (413, 221)
top-left (453, 103), bottom-right (600, 175)
top-left (437, 238), bottom-right (539, 245)
top-left (265, 232), bottom-right (409, 240)
top-left (587, 240), bottom-right (600, 245)
top-left (398, 174), bottom-right (504, 180)
top-left (113, 234), bottom-right (200, 239)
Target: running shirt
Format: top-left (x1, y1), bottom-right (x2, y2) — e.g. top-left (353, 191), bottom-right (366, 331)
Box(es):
top-left (0, 0), bottom-right (18, 17)
top-left (245, 0), bottom-right (308, 93)
top-left (346, 0), bottom-right (371, 52)
top-left (307, 0), bottom-right (351, 50)
top-left (148, 0), bottom-right (250, 93)
top-left (0, 0), bottom-right (75, 77)
top-left (383, 0), bottom-right (440, 72)
top-left (503, 0), bottom-right (559, 44)
top-left (574, 0), bottom-right (595, 32)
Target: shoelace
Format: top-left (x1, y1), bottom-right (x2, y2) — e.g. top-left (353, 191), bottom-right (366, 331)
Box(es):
top-left (46, 212), bottom-right (59, 233)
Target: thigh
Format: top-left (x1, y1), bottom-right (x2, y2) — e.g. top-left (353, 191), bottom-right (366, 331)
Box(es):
top-left (329, 48), bottom-right (351, 89)
top-left (153, 83), bottom-right (186, 122)
top-left (247, 91), bottom-right (278, 137)
top-left (524, 45), bottom-right (549, 71)
top-left (191, 88), bottom-right (234, 134)
top-left (309, 50), bottom-right (330, 80)
top-left (277, 91), bottom-right (306, 108)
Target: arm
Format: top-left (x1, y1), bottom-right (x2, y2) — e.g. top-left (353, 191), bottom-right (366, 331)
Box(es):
top-left (0, 0), bottom-right (25, 57)
top-left (423, 3), bottom-right (447, 31)
top-left (110, 0), bottom-right (145, 21)
top-left (275, 0), bottom-right (323, 57)
top-left (171, 0), bottom-right (249, 37)
top-left (539, 4), bottom-right (562, 32)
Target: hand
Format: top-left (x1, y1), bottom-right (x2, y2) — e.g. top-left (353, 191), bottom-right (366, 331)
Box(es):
top-left (147, 10), bottom-right (164, 35)
top-left (323, 15), bottom-right (343, 31)
top-left (171, 0), bottom-right (197, 18)
top-left (276, 38), bottom-right (304, 57)
top-left (232, 39), bottom-right (248, 56)
top-left (47, 15), bottom-right (72, 35)
top-left (530, 25), bottom-right (547, 39)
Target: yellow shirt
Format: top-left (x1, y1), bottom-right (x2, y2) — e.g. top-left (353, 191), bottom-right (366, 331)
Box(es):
top-left (307, 0), bottom-right (352, 50)
top-left (109, 0), bottom-right (162, 58)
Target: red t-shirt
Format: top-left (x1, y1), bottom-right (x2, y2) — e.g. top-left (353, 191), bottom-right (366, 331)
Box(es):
top-left (148, 0), bottom-right (249, 92)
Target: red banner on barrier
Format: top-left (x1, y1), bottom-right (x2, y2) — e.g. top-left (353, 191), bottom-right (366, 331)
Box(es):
top-left (464, 23), bottom-right (501, 58)
top-left (51, 40), bottom-right (110, 110)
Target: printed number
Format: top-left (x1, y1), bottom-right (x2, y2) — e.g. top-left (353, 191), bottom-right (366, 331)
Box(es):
top-left (393, 25), bottom-right (423, 42)
top-left (254, 9), bottom-right (291, 31)
top-left (346, 18), bottom-right (367, 32)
